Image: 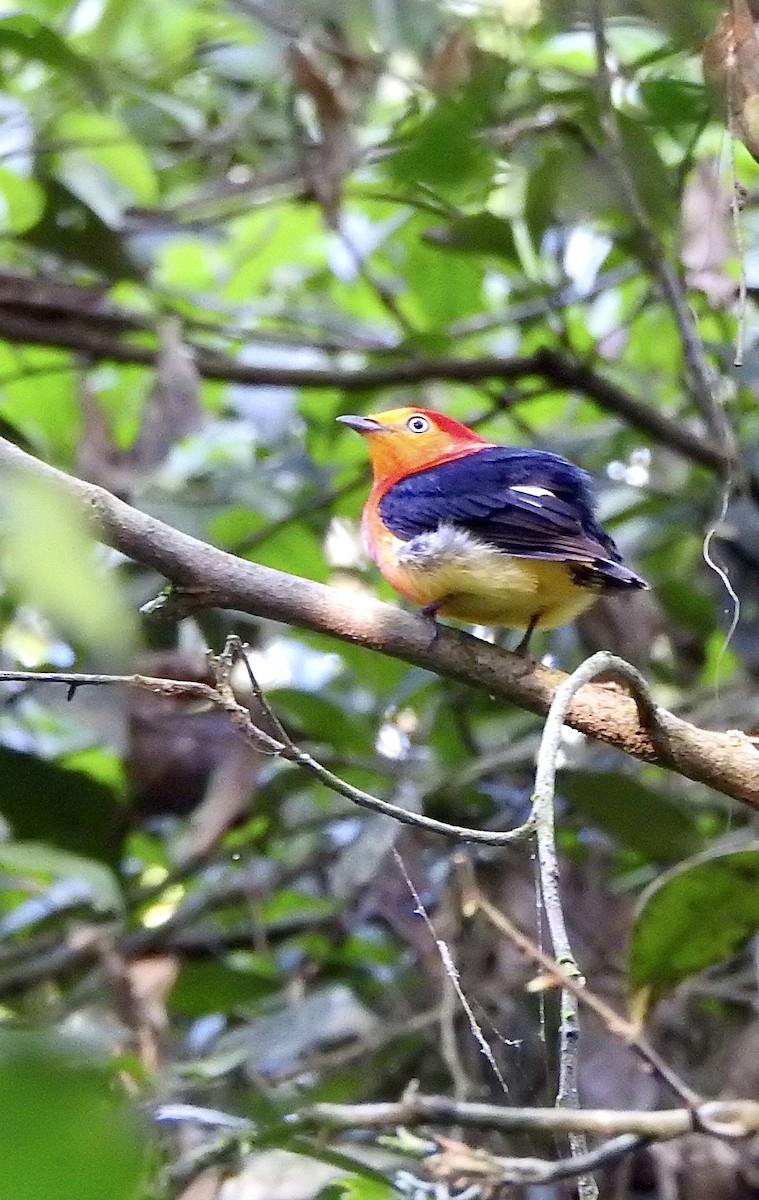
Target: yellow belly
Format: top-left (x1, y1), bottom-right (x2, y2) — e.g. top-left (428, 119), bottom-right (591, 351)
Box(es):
top-left (377, 529), bottom-right (598, 631)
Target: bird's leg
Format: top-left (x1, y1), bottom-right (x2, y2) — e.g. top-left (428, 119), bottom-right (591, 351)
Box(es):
top-left (419, 596), bottom-right (455, 643)
top-left (513, 613), bottom-right (540, 657)
top-left (420, 601), bottom-right (442, 622)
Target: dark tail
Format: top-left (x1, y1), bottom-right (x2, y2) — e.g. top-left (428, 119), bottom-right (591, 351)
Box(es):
top-left (572, 558), bottom-right (648, 592)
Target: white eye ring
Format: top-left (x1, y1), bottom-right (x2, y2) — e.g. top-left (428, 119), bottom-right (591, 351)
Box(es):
top-left (406, 415), bottom-right (430, 433)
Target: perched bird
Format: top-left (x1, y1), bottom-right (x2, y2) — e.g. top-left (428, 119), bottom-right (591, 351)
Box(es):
top-left (337, 407), bottom-right (648, 652)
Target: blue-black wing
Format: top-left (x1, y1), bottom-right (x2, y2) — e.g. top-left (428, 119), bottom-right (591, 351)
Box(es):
top-left (378, 447), bottom-right (646, 589)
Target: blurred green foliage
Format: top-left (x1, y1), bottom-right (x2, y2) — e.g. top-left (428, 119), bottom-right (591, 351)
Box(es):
top-left (0, 1029), bottom-right (150, 1200)
top-left (630, 847), bottom-right (759, 1002)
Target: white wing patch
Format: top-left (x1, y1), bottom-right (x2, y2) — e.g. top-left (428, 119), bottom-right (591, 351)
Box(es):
top-left (510, 485), bottom-right (555, 498)
top-left (509, 484), bottom-right (556, 507)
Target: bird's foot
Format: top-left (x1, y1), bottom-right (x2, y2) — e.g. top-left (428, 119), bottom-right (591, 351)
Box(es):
top-left (419, 598), bottom-right (454, 645)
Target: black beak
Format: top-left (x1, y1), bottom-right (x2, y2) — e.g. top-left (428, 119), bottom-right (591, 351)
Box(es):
top-left (336, 414), bottom-right (383, 434)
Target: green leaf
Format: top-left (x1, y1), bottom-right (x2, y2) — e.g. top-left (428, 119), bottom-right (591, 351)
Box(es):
top-left (22, 179), bottom-right (141, 278)
top-left (384, 96), bottom-right (492, 193)
top-left (0, 1029), bottom-right (150, 1200)
top-left (524, 143), bottom-right (591, 241)
top-left (617, 113), bottom-right (676, 230)
top-left (269, 688), bottom-right (373, 754)
top-left (0, 843), bottom-right (123, 914)
top-left (60, 747), bottom-right (126, 793)
top-left (49, 111), bottom-right (158, 226)
top-left (427, 701), bottom-right (474, 770)
top-left (629, 846), bottom-right (759, 999)
top-left (559, 771), bottom-right (703, 862)
top-left (656, 578), bottom-right (714, 635)
top-left (0, 343), bottom-right (80, 457)
top-left (422, 212), bottom-right (519, 262)
top-left (0, 472), bottom-right (139, 659)
top-left (639, 79), bottom-right (710, 128)
top-left (170, 955), bottom-right (282, 1017)
top-left (0, 14), bottom-right (102, 96)
top-left (0, 746), bottom-right (124, 863)
top-left (257, 889), bottom-right (337, 928)
top-left (402, 215), bottom-right (483, 326)
top-left (224, 205), bottom-right (323, 300)
top-left (0, 169), bottom-right (45, 234)
top-left (242, 523), bottom-right (329, 583)
top-left (155, 236), bottom-right (219, 292)
top-left (255, 1134), bottom-right (393, 1194)
top-left (318, 1176), bottom-right (396, 1200)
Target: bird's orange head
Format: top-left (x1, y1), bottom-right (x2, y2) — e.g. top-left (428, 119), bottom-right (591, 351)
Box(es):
top-left (337, 407), bottom-right (489, 487)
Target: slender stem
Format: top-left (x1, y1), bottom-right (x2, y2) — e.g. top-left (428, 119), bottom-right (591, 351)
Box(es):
top-left (0, 301), bottom-right (730, 473)
top-left (164, 1095), bottom-right (759, 1197)
top-left (529, 650), bottom-right (681, 1196)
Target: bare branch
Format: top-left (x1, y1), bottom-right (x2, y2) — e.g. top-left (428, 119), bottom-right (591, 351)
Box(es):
top-left (291, 1095), bottom-right (759, 1138)
top-left (0, 299), bottom-right (729, 474)
top-left (527, 653), bottom-right (686, 1190)
top-left (434, 1132), bottom-right (643, 1187)
top-left (0, 438), bottom-right (757, 805)
top-left (160, 1095), bottom-right (759, 1194)
top-left (464, 649), bottom-right (696, 1200)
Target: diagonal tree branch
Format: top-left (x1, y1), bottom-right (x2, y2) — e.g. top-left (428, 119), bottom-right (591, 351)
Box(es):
top-left (0, 435), bottom-right (757, 804)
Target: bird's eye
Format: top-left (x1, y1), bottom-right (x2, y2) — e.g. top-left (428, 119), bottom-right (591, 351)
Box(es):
top-left (406, 415), bottom-right (430, 433)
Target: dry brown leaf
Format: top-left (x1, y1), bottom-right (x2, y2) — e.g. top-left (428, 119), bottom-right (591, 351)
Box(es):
top-left (287, 42), bottom-right (353, 225)
top-left (426, 29), bottom-right (474, 94)
top-left (76, 317), bottom-right (202, 495)
top-left (427, 1136), bottom-right (506, 1186)
top-left (680, 162), bottom-right (736, 306)
top-left (287, 43), bottom-right (349, 127)
top-left (704, 0), bottom-right (759, 161)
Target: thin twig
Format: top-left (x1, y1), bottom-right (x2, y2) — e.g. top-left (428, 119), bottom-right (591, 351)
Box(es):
top-left (391, 848), bottom-right (510, 1097)
top-left (0, 662), bottom-right (533, 847)
top-left (531, 667), bottom-right (594, 1194)
top-left (527, 653), bottom-right (695, 1113)
top-left (446, 264), bottom-right (639, 340)
top-left (727, 116), bottom-right (748, 367)
top-left (231, 472), bottom-right (367, 557)
top-left (336, 223), bottom-right (416, 337)
top-left (219, 640), bottom-right (537, 845)
top-left (291, 1095), bottom-right (759, 1138)
top-left (460, 1132), bottom-right (644, 1186)
top-left (160, 1096), bottom-right (759, 1194)
top-left (455, 855), bottom-right (701, 1107)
